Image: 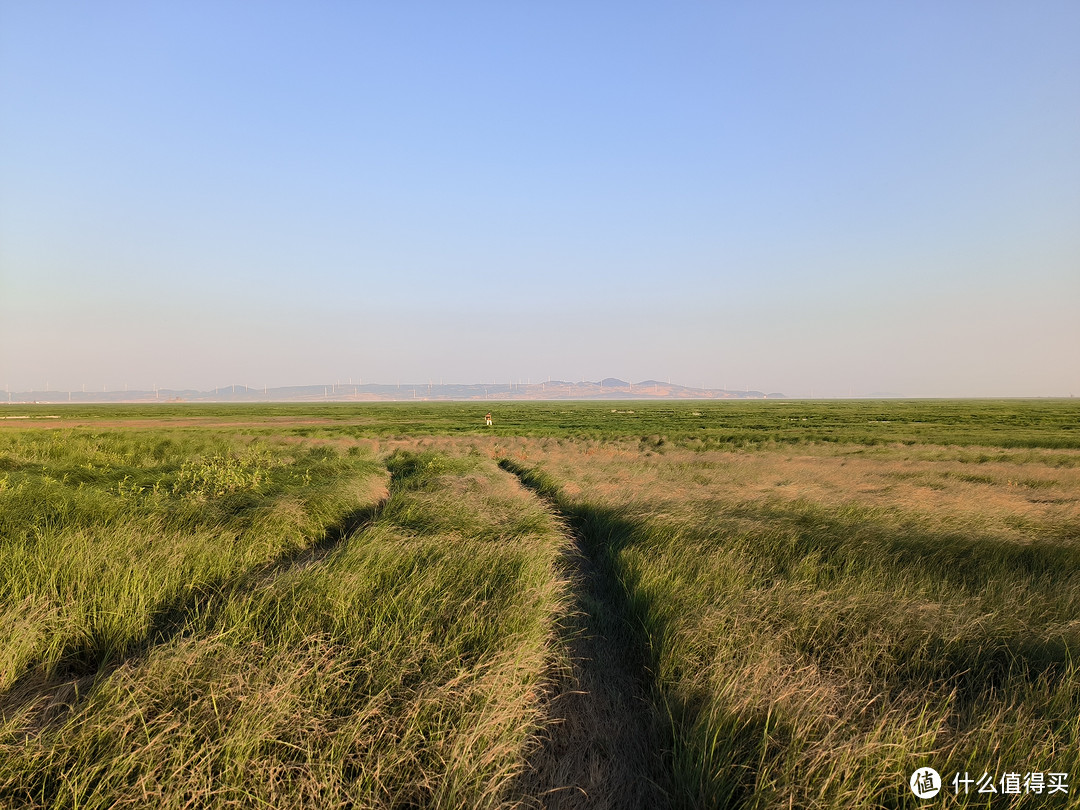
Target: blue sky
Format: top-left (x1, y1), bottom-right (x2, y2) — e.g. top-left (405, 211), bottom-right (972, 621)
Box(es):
top-left (2, 1), bottom-right (1077, 396)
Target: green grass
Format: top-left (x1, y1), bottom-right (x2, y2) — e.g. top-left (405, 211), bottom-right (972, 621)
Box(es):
top-left (0, 431), bottom-right (384, 689)
top-left (1, 402), bottom-right (1078, 807)
top-left (4, 398), bottom-right (1079, 448)
top-left (1, 433), bottom-right (570, 808)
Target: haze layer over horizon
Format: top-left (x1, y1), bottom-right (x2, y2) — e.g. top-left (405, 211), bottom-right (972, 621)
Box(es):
top-left (2, 3), bottom-right (1077, 398)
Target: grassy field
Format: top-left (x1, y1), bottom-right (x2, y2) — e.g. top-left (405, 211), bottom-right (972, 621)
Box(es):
top-left (1, 400), bottom-right (1077, 808)
top-left (4, 398), bottom-right (1079, 448)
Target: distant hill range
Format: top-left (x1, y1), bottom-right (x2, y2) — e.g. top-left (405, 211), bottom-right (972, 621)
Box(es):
top-left (3, 379), bottom-right (785, 403)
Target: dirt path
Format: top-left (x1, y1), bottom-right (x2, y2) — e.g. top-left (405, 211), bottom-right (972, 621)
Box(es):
top-left (502, 462), bottom-right (670, 810)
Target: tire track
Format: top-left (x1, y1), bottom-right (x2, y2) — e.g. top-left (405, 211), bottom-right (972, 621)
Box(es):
top-left (500, 459), bottom-right (671, 810)
top-left (1, 485), bottom-right (388, 733)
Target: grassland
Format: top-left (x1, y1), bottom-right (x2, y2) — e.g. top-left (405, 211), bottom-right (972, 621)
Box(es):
top-left (5, 398), bottom-right (1079, 448)
top-left (1, 400), bottom-right (1077, 808)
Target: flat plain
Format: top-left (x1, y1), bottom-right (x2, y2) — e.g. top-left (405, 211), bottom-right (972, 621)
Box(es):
top-left (1, 399), bottom-right (1077, 808)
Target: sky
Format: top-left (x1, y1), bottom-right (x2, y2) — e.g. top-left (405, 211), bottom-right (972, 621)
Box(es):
top-left (1, 2), bottom-right (1078, 397)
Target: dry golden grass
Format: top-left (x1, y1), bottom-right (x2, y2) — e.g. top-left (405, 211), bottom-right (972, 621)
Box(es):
top-left (517, 440), bottom-right (1080, 538)
top-left (502, 439), bottom-right (1080, 807)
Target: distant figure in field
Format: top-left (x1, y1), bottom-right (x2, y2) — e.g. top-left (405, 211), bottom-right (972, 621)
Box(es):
top-left (485, 412), bottom-right (493, 426)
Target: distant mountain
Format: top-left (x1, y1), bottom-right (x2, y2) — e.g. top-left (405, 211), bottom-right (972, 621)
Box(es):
top-left (2, 381), bottom-right (785, 403)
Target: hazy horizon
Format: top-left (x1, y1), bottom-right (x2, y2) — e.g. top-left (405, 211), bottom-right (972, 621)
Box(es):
top-left (2, 3), bottom-right (1078, 398)
top-left (2, 378), bottom-right (1075, 402)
